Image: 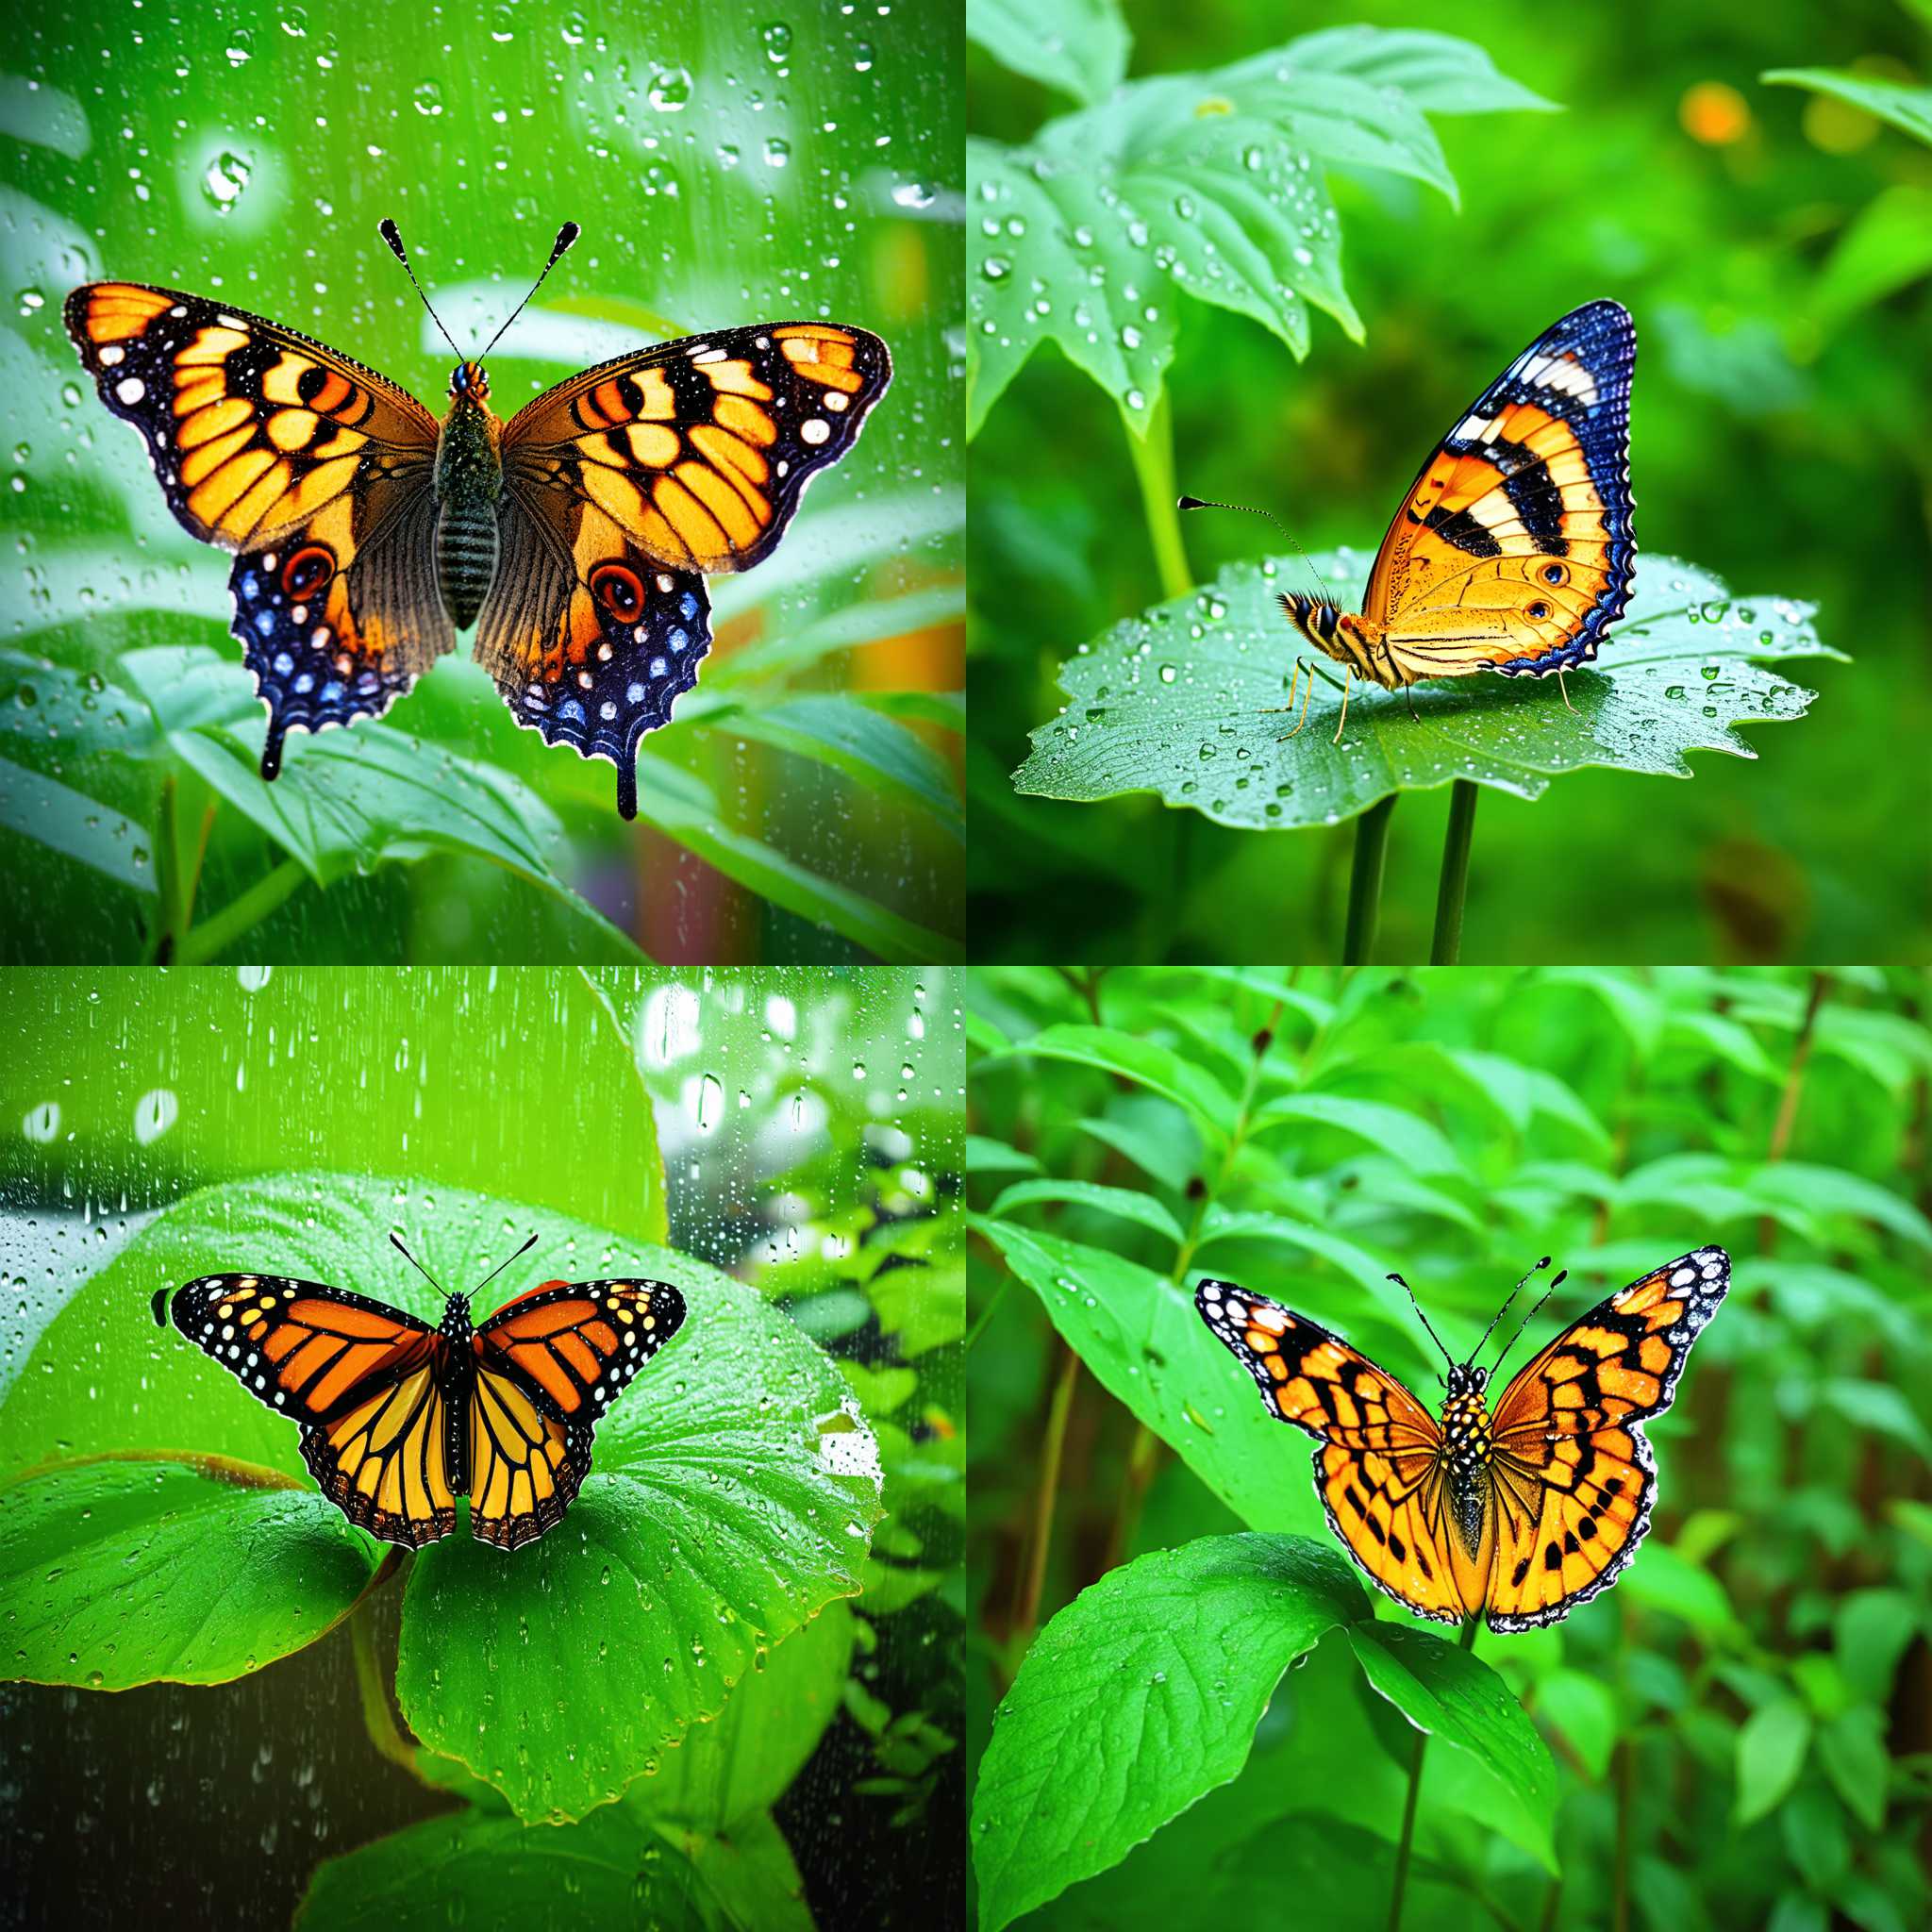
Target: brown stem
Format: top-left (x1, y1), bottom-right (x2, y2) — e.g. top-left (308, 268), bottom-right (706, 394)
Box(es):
top-left (1011, 1343), bottom-right (1081, 1649)
top-left (1757, 970), bottom-right (1831, 1257)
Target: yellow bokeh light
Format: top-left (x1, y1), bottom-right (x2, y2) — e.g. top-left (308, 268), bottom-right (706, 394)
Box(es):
top-left (1681, 81), bottom-right (1752, 145)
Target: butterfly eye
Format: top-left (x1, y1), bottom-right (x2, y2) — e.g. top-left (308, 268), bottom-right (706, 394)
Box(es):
top-left (1541, 563), bottom-right (1566, 586)
top-left (591, 562), bottom-right (645, 622)
top-left (1527, 602), bottom-right (1550, 621)
top-left (281, 545), bottom-right (336, 599)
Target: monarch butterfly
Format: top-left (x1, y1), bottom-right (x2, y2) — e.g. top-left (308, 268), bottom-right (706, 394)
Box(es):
top-left (1197, 1248), bottom-right (1727, 1629)
top-left (152, 1233), bottom-right (687, 1551)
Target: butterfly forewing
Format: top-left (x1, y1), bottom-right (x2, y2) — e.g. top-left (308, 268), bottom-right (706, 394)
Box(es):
top-left (1361, 299), bottom-right (1636, 681)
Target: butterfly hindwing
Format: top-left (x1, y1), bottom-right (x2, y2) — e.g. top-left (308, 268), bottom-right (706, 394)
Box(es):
top-left (1195, 1278), bottom-right (1467, 1623)
top-left (66, 283), bottom-right (451, 777)
top-left (475, 495), bottom-right (711, 820)
top-left (1364, 300), bottom-right (1636, 680)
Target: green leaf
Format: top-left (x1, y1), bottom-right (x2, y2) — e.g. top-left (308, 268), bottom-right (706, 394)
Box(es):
top-left (1620, 1543), bottom-right (1740, 1639)
top-left (1749, 1163), bottom-right (1932, 1252)
top-left (971, 1533), bottom-right (1365, 1932)
top-left (1533, 1667), bottom-right (1618, 1780)
top-left (1818, 1379), bottom-right (1932, 1458)
top-left (1816, 1706), bottom-right (1889, 1831)
top-left (0, 756), bottom-right (158, 894)
top-left (296, 1795), bottom-right (812, 1932)
top-left (0, 1456), bottom-right (381, 1687)
top-left (1346, 1621), bottom-right (1558, 1872)
top-left (971, 1217), bottom-right (1323, 1532)
top-left (1248, 1091), bottom-right (1464, 1176)
top-left (1833, 1590), bottom-right (1921, 1705)
top-left (965, 0), bottom-right (1131, 108)
top-left (984, 1022), bottom-right (1236, 1139)
top-left (1270, 26), bottom-right (1560, 116)
top-left (1763, 69), bottom-right (1932, 148)
top-left (988, 1176), bottom-right (1185, 1243)
top-left (396, 1277), bottom-right (882, 1823)
top-left (1814, 185), bottom-right (1932, 325)
top-left (1736, 1699), bottom-right (1813, 1824)
top-left (1780, 1781), bottom-right (1851, 1890)
top-left (967, 1135), bottom-right (1041, 1175)
top-left (1013, 552), bottom-right (1842, 828)
top-left (684, 693), bottom-right (964, 841)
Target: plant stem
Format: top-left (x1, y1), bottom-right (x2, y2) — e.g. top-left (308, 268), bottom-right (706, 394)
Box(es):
top-left (1122, 391), bottom-right (1192, 601)
top-left (1388, 1616), bottom-right (1479, 1932)
top-left (1613, 1732), bottom-right (1633, 1932)
top-left (175, 857), bottom-right (307, 963)
top-left (1430, 780), bottom-right (1479, 964)
top-left (1012, 1342), bottom-right (1080, 1649)
top-left (1758, 970), bottom-right (1831, 1257)
top-left (1344, 794), bottom-right (1397, 965)
top-left (349, 1596), bottom-right (425, 1779)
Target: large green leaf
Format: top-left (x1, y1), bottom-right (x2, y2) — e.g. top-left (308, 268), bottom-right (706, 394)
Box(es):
top-left (0, 1455), bottom-right (382, 1687)
top-left (971, 1533), bottom-right (1366, 1932)
top-left (967, 26), bottom-right (1552, 434)
top-left (296, 1795), bottom-right (812, 1932)
top-left (1013, 551), bottom-right (1843, 827)
top-left (970, 1217), bottom-right (1327, 1535)
top-left (1347, 1621), bottom-right (1558, 1872)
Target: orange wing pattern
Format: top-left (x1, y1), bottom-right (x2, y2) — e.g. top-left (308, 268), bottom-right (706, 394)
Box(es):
top-left (159, 1273), bottom-right (457, 1547)
top-left (64, 284), bottom-right (449, 778)
top-left (1484, 1246), bottom-right (1729, 1630)
top-left (1362, 300), bottom-right (1636, 683)
top-left (468, 1278), bottom-right (687, 1551)
top-left (1195, 1278), bottom-right (1466, 1624)
top-left (501, 323), bottom-right (891, 575)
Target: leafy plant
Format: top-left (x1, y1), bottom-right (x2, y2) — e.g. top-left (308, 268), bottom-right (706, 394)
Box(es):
top-left (967, 964), bottom-right (1932, 1931)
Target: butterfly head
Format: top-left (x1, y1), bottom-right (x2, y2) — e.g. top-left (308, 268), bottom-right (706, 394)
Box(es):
top-left (1278, 591), bottom-right (1381, 675)
top-left (450, 359), bottom-right (491, 402)
top-left (1445, 1360), bottom-right (1490, 1399)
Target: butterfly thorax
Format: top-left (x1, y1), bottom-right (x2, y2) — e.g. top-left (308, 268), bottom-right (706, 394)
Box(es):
top-left (1277, 591), bottom-right (1403, 691)
top-left (1439, 1362), bottom-right (1495, 1559)
top-left (433, 379), bottom-right (505, 629)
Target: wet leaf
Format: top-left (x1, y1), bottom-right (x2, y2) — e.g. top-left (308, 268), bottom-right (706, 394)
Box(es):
top-left (966, 0), bottom-right (1132, 108)
top-left (1014, 550), bottom-right (1844, 829)
top-left (1762, 68), bottom-right (1932, 148)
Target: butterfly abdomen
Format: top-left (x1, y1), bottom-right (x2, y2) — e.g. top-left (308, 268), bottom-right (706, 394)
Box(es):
top-left (1441, 1385), bottom-right (1494, 1560)
top-left (434, 393), bottom-right (504, 629)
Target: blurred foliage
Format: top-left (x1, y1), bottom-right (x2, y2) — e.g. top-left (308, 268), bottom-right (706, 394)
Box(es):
top-left (968, 0), bottom-right (1932, 964)
top-left (967, 964), bottom-right (1932, 1931)
top-left (1, 965), bottom-right (964, 1929)
top-left (1, 1), bottom-right (963, 965)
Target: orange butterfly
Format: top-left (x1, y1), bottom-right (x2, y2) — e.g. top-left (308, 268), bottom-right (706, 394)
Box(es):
top-left (153, 1235), bottom-right (687, 1551)
top-left (66, 221), bottom-right (891, 818)
top-left (1189, 301), bottom-right (1636, 742)
top-left (1196, 1247), bottom-right (1726, 1630)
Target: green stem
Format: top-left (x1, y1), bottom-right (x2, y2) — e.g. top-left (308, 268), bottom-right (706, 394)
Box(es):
top-left (1012, 1344), bottom-right (1080, 1650)
top-left (1122, 390), bottom-right (1192, 601)
top-left (175, 857), bottom-right (307, 964)
top-left (1343, 794), bottom-right (1397, 965)
top-left (1430, 780), bottom-right (1478, 964)
top-left (1388, 1616), bottom-right (1480, 1932)
top-left (350, 1596), bottom-right (427, 1779)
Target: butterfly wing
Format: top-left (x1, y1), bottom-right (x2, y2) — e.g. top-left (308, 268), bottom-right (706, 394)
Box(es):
top-left (65, 283), bottom-right (451, 778)
top-left (162, 1273), bottom-right (458, 1547)
top-left (1360, 300), bottom-right (1636, 684)
top-left (1195, 1278), bottom-right (1467, 1624)
top-left (474, 321), bottom-right (888, 818)
top-left (1483, 1246), bottom-right (1728, 1630)
top-left (467, 1278), bottom-right (688, 1550)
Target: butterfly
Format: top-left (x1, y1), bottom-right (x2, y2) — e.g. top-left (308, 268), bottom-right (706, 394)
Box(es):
top-left (1196, 1247), bottom-right (1726, 1630)
top-left (1183, 300), bottom-right (1635, 743)
top-left (66, 220), bottom-right (891, 819)
top-left (151, 1234), bottom-right (688, 1551)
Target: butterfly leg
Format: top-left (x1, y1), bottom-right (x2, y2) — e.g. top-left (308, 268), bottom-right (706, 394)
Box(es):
top-left (1557, 668), bottom-right (1578, 714)
top-left (1264, 659), bottom-right (1313, 741)
top-left (1330, 666), bottom-right (1354, 745)
top-left (1404, 683), bottom-right (1419, 724)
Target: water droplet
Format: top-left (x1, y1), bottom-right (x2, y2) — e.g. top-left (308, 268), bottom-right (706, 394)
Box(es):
top-left (201, 150), bottom-right (253, 214)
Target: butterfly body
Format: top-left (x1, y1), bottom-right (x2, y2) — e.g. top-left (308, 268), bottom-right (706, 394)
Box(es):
top-left (66, 241), bottom-right (891, 816)
top-left (1267, 301), bottom-right (1636, 735)
top-left (1196, 1247), bottom-right (1728, 1630)
top-left (157, 1267), bottom-right (688, 1550)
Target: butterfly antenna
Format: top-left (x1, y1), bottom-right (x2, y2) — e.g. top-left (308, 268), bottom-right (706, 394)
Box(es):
top-left (389, 1232), bottom-right (454, 1302)
top-left (377, 218), bottom-right (464, 362)
top-left (1469, 1256), bottom-right (1552, 1365)
top-left (479, 222), bottom-right (581, 359)
top-left (1491, 1267), bottom-right (1569, 1378)
top-left (1387, 1271), bottom-right (1455, 1376)
top-left (469, 1230), bottom-right (540, 1298)
top-left (1177, 493), bottom-right (1335, 605)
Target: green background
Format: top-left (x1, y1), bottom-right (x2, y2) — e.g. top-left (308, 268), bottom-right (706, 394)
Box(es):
top-left (966, 964), bottom-right (1931, 1932)
top-left (967, 0), bottom-right (1931, 965)
top-left (0, 966), bottom-right (965, 1928)
top-left (2, 0), bottom-right (963, 965)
